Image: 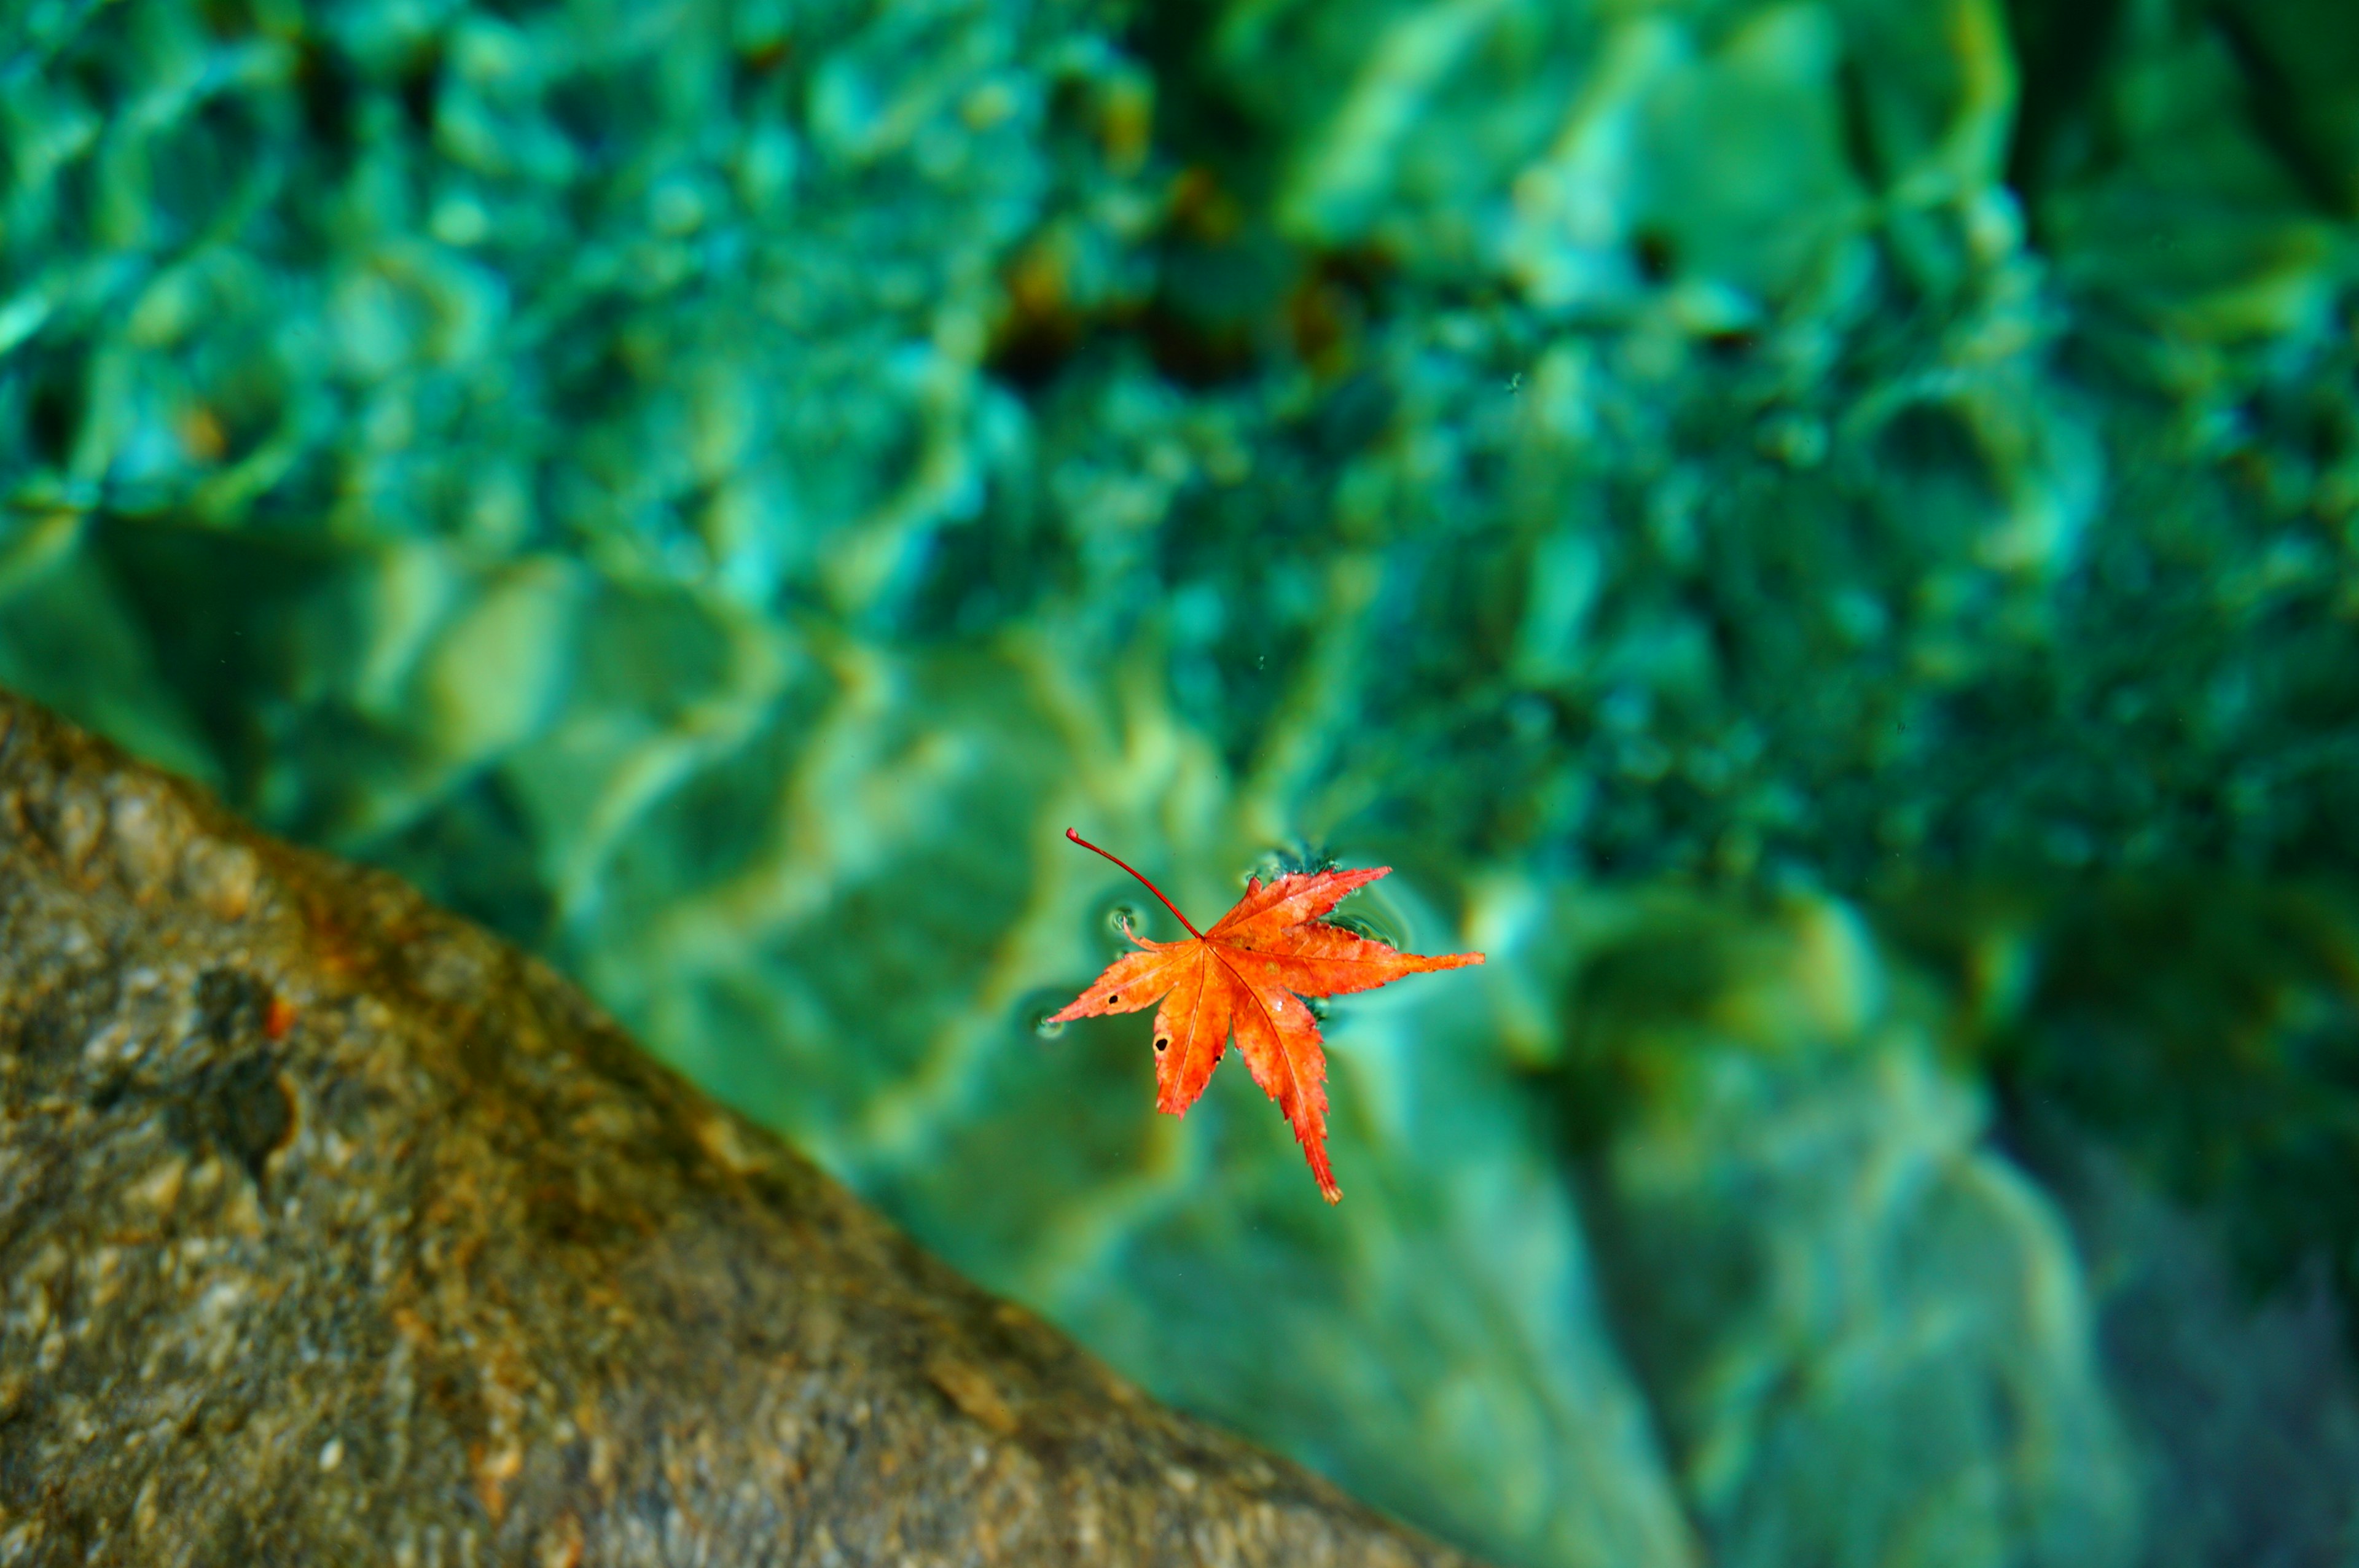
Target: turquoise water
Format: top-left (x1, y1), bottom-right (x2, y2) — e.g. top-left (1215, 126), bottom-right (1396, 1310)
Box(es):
top-left (6, 2), bottom-right (2358, 1562)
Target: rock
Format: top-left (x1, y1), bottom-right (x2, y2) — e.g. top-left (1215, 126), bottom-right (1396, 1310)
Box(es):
top-left (0, 0), bottom-right (1154, 615)
top-left (1553, 891), bottom-right (2142, 1568)
top-left (1877, 877), bottom-right (2359, 1565)
top-left (0, 690), bottom-right (1480, 1568)
top-left (2019, 0), bottom-right (2354, 356)
top-left (1190, 0), bottom-right (2018, 321)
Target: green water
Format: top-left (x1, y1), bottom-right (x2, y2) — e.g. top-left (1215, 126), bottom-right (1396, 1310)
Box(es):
top-left (6, 2), bottom-right (2358, 1562)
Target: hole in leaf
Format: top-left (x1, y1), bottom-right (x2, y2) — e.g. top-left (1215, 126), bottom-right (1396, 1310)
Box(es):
top-left (1154, 1037), bottom-right (1169, 1053)
top-left (1106, 993), bottom-right (1120, 1004)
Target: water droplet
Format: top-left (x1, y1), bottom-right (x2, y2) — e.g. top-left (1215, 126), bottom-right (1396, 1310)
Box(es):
top-left (1019, 986), bottom-right (1077, 1040)
top-left (1258, 838), bottom-right (1339, 879)
top-left (1324, 897), bottom-right (1405, 950)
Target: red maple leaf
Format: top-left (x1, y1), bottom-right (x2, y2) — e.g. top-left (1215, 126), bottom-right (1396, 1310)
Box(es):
top-left (1047, 829), bottom-right (1484, 1203)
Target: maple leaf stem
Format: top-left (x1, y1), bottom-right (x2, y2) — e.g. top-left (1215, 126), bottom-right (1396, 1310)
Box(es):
top-left (1063, 829), bottom-right (1206, 939)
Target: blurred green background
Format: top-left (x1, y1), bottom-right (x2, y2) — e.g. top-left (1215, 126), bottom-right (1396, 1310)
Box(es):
top-left (6, 1), bottom-right (2359, 1562)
